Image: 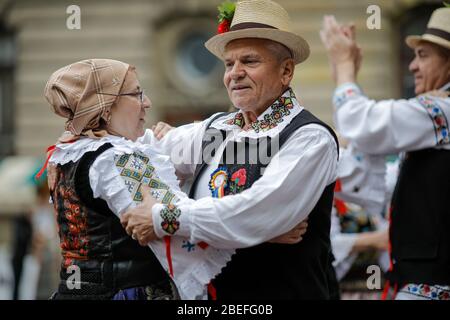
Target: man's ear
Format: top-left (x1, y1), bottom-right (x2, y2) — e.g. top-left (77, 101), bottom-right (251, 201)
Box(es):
top-left (281, 58), bottom-right (295, 86)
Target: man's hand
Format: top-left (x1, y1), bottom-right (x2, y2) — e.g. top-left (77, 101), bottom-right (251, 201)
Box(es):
top-left (152, 122), bottom-right (174, 140)
top-left (120, 185), bottom-right (160, 246)
top-left (269, 219), bottom-right (308, 244)
top-left (320, 15), bottom-right (360, 85)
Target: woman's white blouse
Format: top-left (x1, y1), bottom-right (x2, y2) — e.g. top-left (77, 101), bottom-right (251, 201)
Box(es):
top-left (50, 135), bottom-right (234, 300)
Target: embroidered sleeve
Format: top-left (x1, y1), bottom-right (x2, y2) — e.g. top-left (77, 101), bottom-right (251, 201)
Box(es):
top-left (90, 147), bottom-right (185, 221)
top-left (159, 204), bottom-right (181, 235)
top-left (89, 143), bottom-right (234, 301)
top-left (152, 201), bottom-right (193, 238)
top-left (333, 85), bottom-right (450, 154)
top-left (417, 95), bottom-right (450, 145)
top-left (333, 82), bottom-right (364, 109)
top-left (163, 126), bottom-right (338, 249)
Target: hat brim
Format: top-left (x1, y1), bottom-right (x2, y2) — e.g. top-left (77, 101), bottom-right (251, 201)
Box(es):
top-left (406, 34), bottom-right (450, 50)
top-left (205, 28), bottom-right (310, 65)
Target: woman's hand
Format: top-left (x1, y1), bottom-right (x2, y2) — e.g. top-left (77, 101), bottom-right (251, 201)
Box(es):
top-left (269, 219), bottom-right (308, 244)
top-left (121, 185), bottom-right (159, 246)
top-left (152, 122), bottom-right (174, 140)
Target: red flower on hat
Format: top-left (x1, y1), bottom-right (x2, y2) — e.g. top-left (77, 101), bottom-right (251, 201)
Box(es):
top-left (217, 1), bottom-right (235, 34)
top-left (218, 19), bottom-right (231, 34)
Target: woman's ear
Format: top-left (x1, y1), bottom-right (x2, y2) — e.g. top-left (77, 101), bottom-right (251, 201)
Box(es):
top-left (281, 58), bottom-right (295, 86)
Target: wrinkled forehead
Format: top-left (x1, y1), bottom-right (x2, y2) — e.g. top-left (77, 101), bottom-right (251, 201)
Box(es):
top-left (415, 41), bottom-right (449, 57)
top-left (224, 38), bottom-right (274, 57)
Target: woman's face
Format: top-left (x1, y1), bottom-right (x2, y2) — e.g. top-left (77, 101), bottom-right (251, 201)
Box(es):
top-left (108, 69), bottom-right (151, 141)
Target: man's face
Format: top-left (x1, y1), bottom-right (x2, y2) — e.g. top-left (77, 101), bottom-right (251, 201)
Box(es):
top-left (223, 39), bottom-right (290, 116)
top-left (409, 42), bottom-right (450, 95)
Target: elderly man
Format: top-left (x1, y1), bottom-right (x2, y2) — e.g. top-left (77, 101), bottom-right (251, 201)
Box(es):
top-left (123, 0), bottom-right (339, 299)
top-left (321, 8), bottom-right (450, 300)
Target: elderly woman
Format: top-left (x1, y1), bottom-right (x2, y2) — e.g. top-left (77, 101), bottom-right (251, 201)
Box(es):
top-left (45, 59), bottom-right (306, 300)
top-left (45, 59), bottom-right (180, 300)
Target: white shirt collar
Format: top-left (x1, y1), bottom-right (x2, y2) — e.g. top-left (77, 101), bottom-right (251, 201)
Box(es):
top-left (50, 134), bottom-right (161, 166)
top-left (210, 88), bottom-right (304, 139)
top-left (440, 82), bottom-right (450, 92)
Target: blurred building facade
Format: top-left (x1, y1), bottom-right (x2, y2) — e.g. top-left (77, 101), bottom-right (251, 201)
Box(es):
top-left (0, 0), bottom-right (445, 300)
top-left (0, 0), bottom-right (443, 157)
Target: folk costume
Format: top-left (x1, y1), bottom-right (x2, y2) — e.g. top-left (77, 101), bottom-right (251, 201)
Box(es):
top-left (45, 59), bottom-right (234, 300)
top-left (144, 0), bottom-right (341, 299)
top-left (147, 87), bottom-right (340, 299)
top-left (332, 8), bottom-right (450, 299)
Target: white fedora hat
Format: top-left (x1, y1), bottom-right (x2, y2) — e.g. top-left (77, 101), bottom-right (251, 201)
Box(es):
top-left (406, 7), bottom-right (450, 50)
top-left (205, 0), bottom-right (310, 65)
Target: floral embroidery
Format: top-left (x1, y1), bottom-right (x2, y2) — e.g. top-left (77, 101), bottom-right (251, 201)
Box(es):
top-left (401, 283), bottom-right (450, 300)
top-left (160, 204), bottom-right (181, 235)
top-left (223, 88), bottom-right (296, 133)
top-left (333, 84), bottom-right (362, 108)
top-left (225, 112), bottom-right (244, 127)
top-left (54, 170), bottom-right (89, 266)
top-left (209, 167), bottom-right (248, 197)
top-left (229, 168), bottom-right (247, 194)
top-left (251, 95), bottom-right (295, 133)
top-left (418, 95), bottom-right (450, 145)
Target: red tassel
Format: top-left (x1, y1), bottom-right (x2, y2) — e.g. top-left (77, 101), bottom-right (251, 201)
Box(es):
top-left (333, 179), bottom-right (348, 215)
top-left (381, 280), bottom-right (390, 300)
top-left (164, 236), bottom-right (174, 277)
top-left (208, 282), bottom-right (217, 300)
top-left (382, 206), bottom-right (397, 300)
top-left (35, 145), bottom-right (56, 180)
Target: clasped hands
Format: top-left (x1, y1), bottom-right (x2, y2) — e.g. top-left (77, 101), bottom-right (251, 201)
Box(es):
top-left (119, 186), bottom-right (309, 247)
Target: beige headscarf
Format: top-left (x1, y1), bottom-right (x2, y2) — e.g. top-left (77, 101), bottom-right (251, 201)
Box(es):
top-left (44, 59), bottom-right (130, 142)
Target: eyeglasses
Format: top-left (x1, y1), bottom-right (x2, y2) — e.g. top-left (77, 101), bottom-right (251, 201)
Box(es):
top-left (98, 89), bottom-right (145, 104)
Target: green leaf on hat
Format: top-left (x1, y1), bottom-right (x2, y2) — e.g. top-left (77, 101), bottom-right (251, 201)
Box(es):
top-left (218, 1), bottom-right (236, 23)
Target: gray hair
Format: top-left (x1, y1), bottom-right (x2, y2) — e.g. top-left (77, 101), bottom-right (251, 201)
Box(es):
top-left (265, 41), bottom-right (293, 64)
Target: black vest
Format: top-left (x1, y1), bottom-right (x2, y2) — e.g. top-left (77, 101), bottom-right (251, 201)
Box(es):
top-left (52, 143), bottom-right (170, 299)
top-left (190, 110), bottom-right (340, 299)
top-left (389, 148), bottom-right (450, 286)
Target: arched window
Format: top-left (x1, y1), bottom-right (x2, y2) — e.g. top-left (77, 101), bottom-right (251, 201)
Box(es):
top-left (0, 21), bottom-right (15, 157)
top-left (398, 3), bottom-right (441, 98)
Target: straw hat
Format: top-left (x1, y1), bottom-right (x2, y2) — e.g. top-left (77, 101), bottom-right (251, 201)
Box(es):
top-left (406, 7), bottom-right (450, 50)
top-left (205, 0), bottom-right (310, 65)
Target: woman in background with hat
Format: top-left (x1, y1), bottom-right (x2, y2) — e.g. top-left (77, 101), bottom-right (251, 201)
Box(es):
top-left (321, 7), bottom-right (450, 300)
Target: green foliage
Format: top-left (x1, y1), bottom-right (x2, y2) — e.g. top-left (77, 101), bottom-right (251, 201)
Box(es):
top-left (218, 1), bottom-right (236, 22)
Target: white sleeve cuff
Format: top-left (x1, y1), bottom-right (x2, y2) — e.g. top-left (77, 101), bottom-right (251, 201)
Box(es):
top-left (333, 82), bottom-right (363, 108)
top-left (152, 203), bottom-right (192, 238)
